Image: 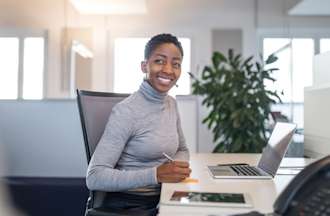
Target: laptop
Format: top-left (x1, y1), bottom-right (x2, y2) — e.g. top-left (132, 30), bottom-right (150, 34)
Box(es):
top-left (208, 122), bottom-right (297, 179)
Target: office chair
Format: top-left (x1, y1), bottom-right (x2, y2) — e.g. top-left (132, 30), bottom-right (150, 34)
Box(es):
top-left (76, 89), bottom-right (131, 216)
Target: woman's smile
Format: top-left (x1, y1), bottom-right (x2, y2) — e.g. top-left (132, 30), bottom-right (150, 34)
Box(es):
top-left (156, 75), bottom-right (174, 85)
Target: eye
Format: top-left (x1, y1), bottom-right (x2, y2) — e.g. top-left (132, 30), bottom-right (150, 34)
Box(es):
top-left (172, 62), bottom-right (181, 69)
top-left (154, 59), bottom-right (165, 65)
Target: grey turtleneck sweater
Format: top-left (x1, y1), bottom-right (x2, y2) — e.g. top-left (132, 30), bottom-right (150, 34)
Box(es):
top-left (86, 81), bottom-right (189, 194)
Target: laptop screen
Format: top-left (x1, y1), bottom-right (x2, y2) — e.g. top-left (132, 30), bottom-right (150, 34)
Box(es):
top-left (257, 122), bottom-right (296, 176)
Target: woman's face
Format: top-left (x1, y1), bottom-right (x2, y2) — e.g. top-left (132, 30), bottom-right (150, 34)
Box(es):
top-left (141, 43), bottom-right (182, 93)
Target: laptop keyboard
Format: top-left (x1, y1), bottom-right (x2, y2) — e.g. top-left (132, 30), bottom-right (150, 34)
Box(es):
top-left (231, 165), bottom-right (263, 176)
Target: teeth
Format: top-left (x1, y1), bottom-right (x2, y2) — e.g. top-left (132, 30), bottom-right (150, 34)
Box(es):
top-left (157, 77), bottom-right (171, 84)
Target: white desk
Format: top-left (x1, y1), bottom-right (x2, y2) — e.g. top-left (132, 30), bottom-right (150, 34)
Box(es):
top-left (159, 153), bottom-right (312, 216)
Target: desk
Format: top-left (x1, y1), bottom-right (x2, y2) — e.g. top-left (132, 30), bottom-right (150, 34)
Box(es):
top-left (159, 153), bottom-right (312, 216)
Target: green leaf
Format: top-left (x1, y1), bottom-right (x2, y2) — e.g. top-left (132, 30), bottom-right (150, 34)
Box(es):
top-left (228, 49), bottom-right (234, 62)
top-left (233, 54), bottom-right (242, 66)
top-left (268, 68), bottom-right (279, 73)
top-left (192, 49), bottom-right (280, 153)
top-left (256, 62), bottom-right (261, 72)
top-left (265, 76), bottom-right (276, 82)
top-left (187, 72), bottom-right (196, 79)
top-left (242, 56), bottom-right (253, 67)
top-left (265, 54), bottom-right (278, 65)
top-left (204, 65), bottom-right (216, 78)
top-left (212, 51), bottom-right (227, 68)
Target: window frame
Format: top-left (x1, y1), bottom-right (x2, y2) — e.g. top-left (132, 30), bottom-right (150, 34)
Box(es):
top-left (320, 38), bottom-right (330, 54)
top-left (258, 28), bottom-right (330, 58)
top-left (257, 28), bottom-right (330, 128)
top-left (0, 28), bottom-right (48, 100)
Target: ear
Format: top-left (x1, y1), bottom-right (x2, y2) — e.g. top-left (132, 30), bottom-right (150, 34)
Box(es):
top-left (141, 61), bottom-right (147, 74)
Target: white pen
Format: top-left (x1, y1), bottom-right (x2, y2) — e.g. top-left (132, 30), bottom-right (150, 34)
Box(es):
top-left (162, 152), bottom-right (174, 162)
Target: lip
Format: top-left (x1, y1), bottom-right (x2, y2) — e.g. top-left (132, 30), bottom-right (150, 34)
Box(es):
top-left (157, 75), bottom-right (174, 81)
top-left (157, 77), bottom-right (172, 84)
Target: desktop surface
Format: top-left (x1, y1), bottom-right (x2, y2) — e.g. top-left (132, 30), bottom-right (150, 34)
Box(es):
top-left (158, 153), bottom-right (312, 216)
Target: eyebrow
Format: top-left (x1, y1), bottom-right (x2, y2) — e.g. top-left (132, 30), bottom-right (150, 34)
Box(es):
top-left (154, 53), bottom-right (182, 61)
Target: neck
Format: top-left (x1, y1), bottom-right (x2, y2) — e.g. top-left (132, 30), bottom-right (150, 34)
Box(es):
top-left (139, 80), bottom-right (167, 103)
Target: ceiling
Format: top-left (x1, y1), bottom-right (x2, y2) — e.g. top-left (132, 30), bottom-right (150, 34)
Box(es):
top-left (69, 0), bottom-right (147, 14)
top-left (289, 0), bottom-right (330, 16)
top-left (68, 0), bottom-right (330, 16)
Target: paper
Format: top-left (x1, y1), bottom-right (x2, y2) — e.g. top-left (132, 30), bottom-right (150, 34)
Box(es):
top-left (277, 168), bottom-right (302, 175)
top-left (181, 178), bottom-right (199, 183)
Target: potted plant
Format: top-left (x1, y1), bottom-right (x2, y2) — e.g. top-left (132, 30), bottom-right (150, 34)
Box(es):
top-left (190, 49), bottom-right (281, 153)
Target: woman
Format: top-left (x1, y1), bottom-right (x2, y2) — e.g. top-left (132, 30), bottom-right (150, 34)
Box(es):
top-left (86, 33), bottom-right (191, 215)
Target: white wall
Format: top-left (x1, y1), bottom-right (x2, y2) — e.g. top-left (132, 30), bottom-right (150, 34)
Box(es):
top-left (304, 85), bottom-right (330, 158)
top-left (258, 0), bottom-right (330, 28)
top-left (313, 51), bottom-right (330, 86)
top-left (0, 100), bottom-right (87, 177)
top-left (176, 96), bottom-right (198, 153)
top-left (0, 99), bottom-right (196, 177)
top-left (304, 51), bottom-right (330, 158)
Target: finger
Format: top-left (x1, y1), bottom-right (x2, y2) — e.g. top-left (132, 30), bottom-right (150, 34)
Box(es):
top-left (173, 161), bottom-right (190, 168)
top-left (164, 175), bottom-right (187, 183)
top-left (165, 179), bottom-right (182, 183)
top-left (173, 167), bottom-right (191, 175)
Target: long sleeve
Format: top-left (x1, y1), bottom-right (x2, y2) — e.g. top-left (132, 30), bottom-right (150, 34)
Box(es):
top-left (86, 81), bottom-right (190, 193)
top-left (173, 101), bottom-right (190, 161)
top-left (86, 105), bottom-right (158, 192)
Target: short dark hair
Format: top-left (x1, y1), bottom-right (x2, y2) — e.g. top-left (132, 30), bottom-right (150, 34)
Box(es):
top-left (144, 33), bottom-right (184, 60)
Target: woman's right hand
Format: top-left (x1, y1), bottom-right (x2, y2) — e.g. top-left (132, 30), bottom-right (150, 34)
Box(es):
top-left (156, 161), bottom-right (191, 183)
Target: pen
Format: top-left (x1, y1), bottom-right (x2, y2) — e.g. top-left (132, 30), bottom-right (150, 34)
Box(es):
top-left (162, 152), bottom-right (174, 162)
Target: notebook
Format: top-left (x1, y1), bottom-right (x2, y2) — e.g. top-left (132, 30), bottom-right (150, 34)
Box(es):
top-left (208, 122), bottom-right (297, 179)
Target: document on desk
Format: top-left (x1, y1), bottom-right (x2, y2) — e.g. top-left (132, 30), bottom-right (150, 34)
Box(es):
top-left (276, 167), bottom-right (304, 175)
top-left (181, 178), bottom-right (199, 183)
top-left (162, 191), bottom-right (253, 208)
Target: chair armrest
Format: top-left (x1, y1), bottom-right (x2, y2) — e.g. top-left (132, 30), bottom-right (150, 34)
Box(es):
top-left (86, 207), bottom-right (153, 216)
top-left (86, 208), bottom-right (125, 216)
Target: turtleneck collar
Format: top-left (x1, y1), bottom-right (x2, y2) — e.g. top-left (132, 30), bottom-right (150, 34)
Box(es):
top-left (139, 80), bottom-right (167, 103)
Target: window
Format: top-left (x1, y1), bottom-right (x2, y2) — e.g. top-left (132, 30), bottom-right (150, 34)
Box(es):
top-left (23, 38), bottom-right (45, 99)
top-left (0, 38), bottom-right (19, 99)
top-left (320, 38), bottom-right (330, 54)
top-left (0, 30), bottom-right (46, 100)
top-left (263, 38), bottom-right (314, 128)
top-left (263, 38), bottom-right (314, 103)
top-left (114, 37), bottom-right (191, 96)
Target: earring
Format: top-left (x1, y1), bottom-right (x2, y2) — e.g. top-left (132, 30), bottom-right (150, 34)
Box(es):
top-left (144, 74), bottom-right (148, 81)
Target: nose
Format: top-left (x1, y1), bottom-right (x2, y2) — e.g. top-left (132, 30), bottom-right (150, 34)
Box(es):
top-left (162, 62), bottom-right (174, 74)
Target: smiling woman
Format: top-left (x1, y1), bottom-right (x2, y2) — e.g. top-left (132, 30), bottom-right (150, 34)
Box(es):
top-left (114, 37), bottom-right (191, 96)
top-left (86, 33), bottom-right (191, 215)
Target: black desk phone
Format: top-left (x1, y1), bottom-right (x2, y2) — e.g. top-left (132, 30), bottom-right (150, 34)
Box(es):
top-left (233, 155), bottom-right (330, 216)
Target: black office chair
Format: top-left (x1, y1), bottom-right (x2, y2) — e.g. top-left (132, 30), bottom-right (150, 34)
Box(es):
top-left (76, 89), bottom-right (130, 216)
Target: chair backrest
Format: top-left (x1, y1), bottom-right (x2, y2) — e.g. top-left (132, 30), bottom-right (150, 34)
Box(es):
top-left (76, 89), bottom-right (129, 163)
